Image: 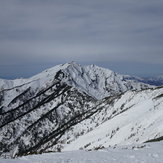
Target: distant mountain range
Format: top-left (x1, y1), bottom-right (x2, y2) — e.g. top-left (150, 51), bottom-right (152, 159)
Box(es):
top-left (123, 75), bottom-right (163, 86)
top-left (0, 62), bottom-right (163, 158)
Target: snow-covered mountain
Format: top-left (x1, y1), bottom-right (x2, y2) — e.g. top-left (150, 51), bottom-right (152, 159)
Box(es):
top-left (0, 62), bottom-right (155, 100)
top-left (58, 62), bottom-right (155, 99)
top-left (0, 62), bottom-right (163, 158)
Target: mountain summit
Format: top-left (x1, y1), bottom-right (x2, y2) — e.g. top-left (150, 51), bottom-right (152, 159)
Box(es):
top-left (0, 62), bottom-right (155, 100)
top-left (0, 62), bottom-right (163, 158)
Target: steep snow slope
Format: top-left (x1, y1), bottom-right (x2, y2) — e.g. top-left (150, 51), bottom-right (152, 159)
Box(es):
top-left (0, 81), bottom-right (97, 157)
top-left (57, 62), bottom-right (154, 99)
top-left (60, 87), bottom-right (163, 151)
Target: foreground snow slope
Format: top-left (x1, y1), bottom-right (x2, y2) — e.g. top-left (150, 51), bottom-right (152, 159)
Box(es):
top-left (1, 142), bottom-right (163, 163)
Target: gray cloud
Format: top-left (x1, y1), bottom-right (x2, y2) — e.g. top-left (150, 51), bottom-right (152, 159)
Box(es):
top-left (0, 0), bottom-right (163, 78)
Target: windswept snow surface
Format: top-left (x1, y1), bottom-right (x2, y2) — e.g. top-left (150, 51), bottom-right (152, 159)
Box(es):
top-left (1, 142), bottom-right (163, 163)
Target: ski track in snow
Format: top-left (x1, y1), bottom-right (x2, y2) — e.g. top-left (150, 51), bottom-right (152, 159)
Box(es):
top-left (0, 142), bottom-right (163, 163)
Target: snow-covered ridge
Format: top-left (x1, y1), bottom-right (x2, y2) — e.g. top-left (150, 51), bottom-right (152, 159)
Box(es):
top-left (58, 62), bottom-right (155, 99)
top-left (0, 63), bottom-right (70, 90)
top-left (0, 62), bottom-right (155, 100)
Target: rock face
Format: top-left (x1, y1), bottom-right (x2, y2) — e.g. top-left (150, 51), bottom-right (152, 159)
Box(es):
top-left (0, 62), bottom-right (163, 158)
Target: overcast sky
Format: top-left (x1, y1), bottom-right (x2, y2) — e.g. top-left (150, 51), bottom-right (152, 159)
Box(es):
top-left (0, 0), bottom-right (163, 79)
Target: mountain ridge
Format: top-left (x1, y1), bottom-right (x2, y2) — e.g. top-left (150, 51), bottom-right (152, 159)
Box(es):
top-left (1, 62), bottom-right (162, 90)
top-left (0, 62), bottom-right (157, 99)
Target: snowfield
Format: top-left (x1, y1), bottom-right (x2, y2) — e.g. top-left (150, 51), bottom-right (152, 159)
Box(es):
top-left (1, 142), bottom-right (163, 163)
